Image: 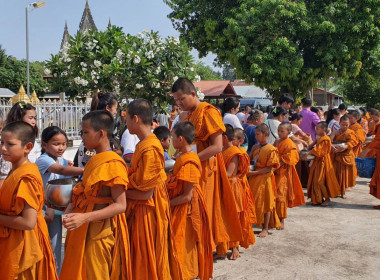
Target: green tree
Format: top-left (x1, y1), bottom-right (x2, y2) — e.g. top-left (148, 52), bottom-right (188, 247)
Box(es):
top-left (46, 26), bottom-right (197, 112)
top-left (165, 0), bottom-right (380, 100)
top-left (194, 61), bottom-right (222, 80)
top-left (0, 47), bottom-right (48, 95)
top-left (221, 63), bottom-right (236, 81)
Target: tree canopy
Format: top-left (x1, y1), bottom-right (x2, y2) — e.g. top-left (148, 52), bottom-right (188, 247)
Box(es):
top-left (194, 61), bottom-right (222, 80)
top-left (165, 0), bottom-right (380, 100)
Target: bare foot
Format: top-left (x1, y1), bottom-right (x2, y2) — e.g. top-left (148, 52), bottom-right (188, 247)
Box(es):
top-left (213, 254), bottom-right (227, 260)
top-left (373, 205), bottom-right (380, 210)
top-left (341, 194), bottom-right (347, 199)
top-left (229, 247), bottom-right (239, 260)
top-left (321, 200), bottom-right (331, 206)
top-left (258, 229), bottom-right (269, 238)
top-left (346, 187), bottom-right (353, 192)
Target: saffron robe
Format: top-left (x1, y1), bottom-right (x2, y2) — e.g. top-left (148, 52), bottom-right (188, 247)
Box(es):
top-left (0, 163), bottom-right (57, 280)
top-left (221, 146), bottom-right (256, 249)
top-left (360, 118), bottom-right (369, 134)
top-left (185, 102), bottom-right (242, 247)
top-left (60, 151), bottom-right (131, 280)
top-left (367, 127), bottom-right (380, 199)
top-left (331, 129), bottom-right (358, 193)
top-left (248, 144), bottom-right (280, 227)
top-left (307, 136), bottom-right (341, 205)
top-left (349, 123), bottom-right (366, 157)
top-left (275, 138), bottom-right (305, 219)
top-left (166, 152), bottom-right (213, 280)
top-left (126, 133), bottom-right (182, 280)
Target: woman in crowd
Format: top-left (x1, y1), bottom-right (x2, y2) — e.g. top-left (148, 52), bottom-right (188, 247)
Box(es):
top-left (222, 97), bottom-right (243, 129)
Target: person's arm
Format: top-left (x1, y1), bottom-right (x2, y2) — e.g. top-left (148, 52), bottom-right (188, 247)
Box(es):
top-left (170, 181), bottom-right (194, 207)
top-left (126, 188), bottom-right (154, 200)
top-left (0, 202), bottom-right (37, 230)
top-left (312, 112), bottom-right (320, 125)
top-left (247, 166), bottom-right (273, 176)
top-left (226, 156), bottom-right (238, 178)
top-left (63, 185), bottom-right (126, 231)
top-left (44, 207), bottom-right (55, 224)
top-left (197, 131), bottom-right (223, 162)
top-left (47, 163), bottom-right (84, 176)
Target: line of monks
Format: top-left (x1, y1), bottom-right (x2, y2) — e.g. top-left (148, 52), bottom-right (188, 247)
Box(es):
top-left (1, 78), bottom-right (379, 280)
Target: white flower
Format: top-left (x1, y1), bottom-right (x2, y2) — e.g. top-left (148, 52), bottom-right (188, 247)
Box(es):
top-left (67, 65), bottom-right (71, 69)
top-left (93, 39), bottom-right (98, 44)
top-left (137, 32), bottom-right (143, 38)
top-left (74, 76), bottom-right (81, 85)
top-left (155, 66), bottom-right (161, 74)
top-left (133, 56), bottom-right (141, 64)
top-left (145, 50), bottom-right (154, 59)
top-left (44, 68), bottom-right (51, 75)
top-left (91, 70), bottom-right (97, 76)
top-left (80, 62), bottom-right (87, 67)
top-left (66, 57), bottom-right (72, 62)
top-left (149, 39), bottom-right (155, 45)
top-left (62, 71), bottom-right (68, 76)
top-left (136, 83), bottom-right (144, 89)
top-left (82, 67), bottom-right (87, 72)
top-left (173, 76), bottom-right (179, 82)
top-left (197, 90), bottom-right (205, 100)
top-left (94, 80), bottom-right (98, 84)
top-left (190, 67), bottom-right (194, 72)
top-left (116, 49), bottom-right (124, 60)
top-left (154, 82), bottom-right (160, 89)
top-left (195, 75), bottom-right (201, 82)
top-left (172, 37), bottom-right (180, 45)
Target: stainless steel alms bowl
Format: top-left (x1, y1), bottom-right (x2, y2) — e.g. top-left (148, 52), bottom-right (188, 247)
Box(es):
top-left (45, 178), bottom-right (77, 208)
top-left (300, 150), bottom-right (315, 161)
top-left (165, 159), bottom-right (176, 173)
top-left (332, 142), bottom-right (346, 147)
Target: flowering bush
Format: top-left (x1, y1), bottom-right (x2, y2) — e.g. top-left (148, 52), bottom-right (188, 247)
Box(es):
top-left (45, 26), bottom-right (198, 112)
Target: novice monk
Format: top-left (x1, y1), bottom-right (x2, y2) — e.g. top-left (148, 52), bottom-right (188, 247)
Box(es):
top-left (330, 115), bottom-right (359, 196)
top-left (166, 121), bottom-right (213, 280)
top-left (274, 122), bottom-right (305, 230)
top-left (172, 78), bottom-right (242, 253)
top-left (219, 125), bottom-right (256, 259)
top-left (305, 122), bottom-right (340, 206)
top-left (125, 99), bottom-right (182, 280)
top-left (348, 110), bottom-right (366, 157)
top-left (248, 124), bottom-right (280, 237)
top-left (368, 109), bottom-right (380, 136)
top-left (60, 111), bottom-right (131, 280)
top-left (153, 125), bottom-right (172, 160)
top-left (0, 121), bottom-right (58, 280)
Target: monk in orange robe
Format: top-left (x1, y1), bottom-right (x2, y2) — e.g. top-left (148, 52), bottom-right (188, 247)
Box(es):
top-left (248, 124), bottom-right (280, 237)
top-left (172, 78), bottom-right (242, 253)
top-left (368, 109), bottom-right (380, 136)
top-left (0, 121), bottom-right (57, 280)
top-left (218, 125), bottom-right (256, 259)
top-left (125, 99), bottom-right (182, 280)
top-left (166, 121), bottom-right (213, 280)
top-left (306, 122), bottom-right (341, 206)
top-left (348, 111), bottom-right (366, 157)
top-left (61, 111), bottom-right (131, 280)
top-left (360, 112), bottom-right (380, 209)
top-left (274, 123), bottom-right (305, 230)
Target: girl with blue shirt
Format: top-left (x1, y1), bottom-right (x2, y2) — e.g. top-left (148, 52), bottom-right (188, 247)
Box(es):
top-left (36, 126), bottom-right (83, 275)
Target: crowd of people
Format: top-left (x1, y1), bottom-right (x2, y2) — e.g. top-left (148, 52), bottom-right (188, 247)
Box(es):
top-left (0, 77), bottom-right (379, 280)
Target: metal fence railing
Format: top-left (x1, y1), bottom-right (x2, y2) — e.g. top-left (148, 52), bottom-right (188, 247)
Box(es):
top-left (0, 100), bottom-right (91, 140)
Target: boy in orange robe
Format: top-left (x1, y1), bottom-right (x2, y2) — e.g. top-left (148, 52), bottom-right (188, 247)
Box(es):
top-left (61, 111), bottom-right (131, 280)
top-left (219, 125), bottom-right (256, 259)
top-left (125, 99), bottom-right (182, 280)
top-left (305, 122), bottom-right (341, 206)
top-left (360, 120), bottom-right (380, 209)
top-left (347, 111), bottom-right (366, 157)
top-left (248, 124), bottom-right (280, 237)
top-left (166, 121), bottom-right (213, 280)
top-left (368, 109), bottom-right (380, 136)
top-left (330, 115), bottom-right (359, 196)
top-left (274, 123), bottom-right (305, 230)
top-left (172, 78), bottom-right (242, 253)
top-left (0, 121), bottom-right (58, 280)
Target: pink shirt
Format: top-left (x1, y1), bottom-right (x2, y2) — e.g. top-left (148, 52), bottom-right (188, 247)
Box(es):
top-left (299, 108), bottom-right (320, 141)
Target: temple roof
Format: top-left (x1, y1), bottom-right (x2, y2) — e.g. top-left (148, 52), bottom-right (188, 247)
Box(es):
top-left (60, 21), bottom-right (70, 50)
top-left (10, 85), bottom-right (31, 104)
top-left (79, 0), bottom-right (97, 33)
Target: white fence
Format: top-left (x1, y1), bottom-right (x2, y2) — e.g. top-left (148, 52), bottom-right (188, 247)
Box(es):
top-left (0, 100), bottom-right (91, 139)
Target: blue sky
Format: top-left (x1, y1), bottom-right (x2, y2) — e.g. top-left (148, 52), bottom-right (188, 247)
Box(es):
top-left (0, 0), bottom-right (217, 68)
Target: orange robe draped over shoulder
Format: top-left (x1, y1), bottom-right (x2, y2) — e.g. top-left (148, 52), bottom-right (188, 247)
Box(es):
top-left (350, 123), bottom-right (366, 157)
top-left (185, 102), bottom-right (242, 247)
top-left (166, 152), bottom-right (213, 280)
top-left (60, 151), bottom-right (131, 280)
top-left (126, 133), bottom-right (182, 280)
top-left (275, 138), bottom-right (305, 219)
top-left (222, 146), bottom-right (256, 248)
top-left (367, 127), bottom-right (380, 199)
top-left (248, 144), bottom-right (280, 227)
top-left (0, 163), bottom-right (57, 280)
top-left (332, 129), bottom-right (358, 193)
top-left (307, 136), bottom-right (341, 205)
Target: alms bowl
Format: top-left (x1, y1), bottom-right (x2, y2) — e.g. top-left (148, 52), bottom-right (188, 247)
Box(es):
top-left (45, 178), bottom-right (77, 208)
top-left (300, 150), bottom-right (315, 161)
top-left (332, 142), bottom-right (346, 147)
top-left (165, 159), bottom-right (176, 173)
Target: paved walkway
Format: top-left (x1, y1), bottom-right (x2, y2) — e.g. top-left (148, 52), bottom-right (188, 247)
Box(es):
top-left (213, 177), bottom-right (380, 280)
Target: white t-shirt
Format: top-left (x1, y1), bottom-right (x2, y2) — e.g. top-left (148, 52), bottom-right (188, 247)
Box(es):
top-left (236, 112), bottom-right (245, 124)
top-left (29, 141), bottom-right (41, 163)
top-left (121, 129), bottom-right (140, 156)
top-left (223, 113), bottom-right (243, 129)
top-left (265, 119), bottom-right (281, 144)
